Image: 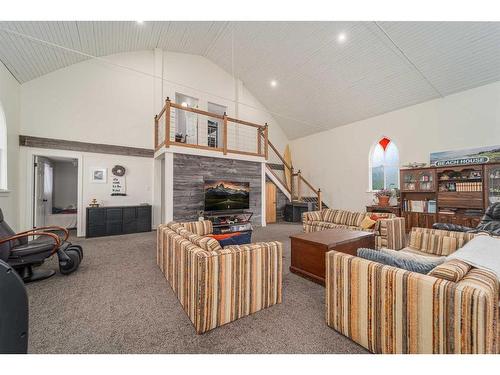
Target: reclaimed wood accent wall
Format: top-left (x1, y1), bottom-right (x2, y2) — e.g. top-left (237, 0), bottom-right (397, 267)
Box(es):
top-left (19, 135), bottom-right (154, 158)
top-left (173, 154), bottom-right (262, 224)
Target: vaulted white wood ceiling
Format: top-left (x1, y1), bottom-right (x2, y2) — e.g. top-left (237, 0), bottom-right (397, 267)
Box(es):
top-left (1, 21), bottom-right (499, 139)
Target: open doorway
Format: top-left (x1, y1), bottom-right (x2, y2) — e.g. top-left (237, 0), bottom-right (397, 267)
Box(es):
top-left (33, 155), bottom-right (79, 231)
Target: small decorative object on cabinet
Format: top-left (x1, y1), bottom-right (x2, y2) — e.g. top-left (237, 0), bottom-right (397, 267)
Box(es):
top-left (374, 189), bottom-right (392, 206)
top-left (89, 198), bottom-right (99, 208)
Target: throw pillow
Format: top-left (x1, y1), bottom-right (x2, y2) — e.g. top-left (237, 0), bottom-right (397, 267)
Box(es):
top-left (357, 248), bottom-right (443, 274)
top-left (427, 259), bottom-right (471, 282)
top-left (370, 214), bottom-right (380, 221)
top-left (360, 216), bottom-right (377, 229)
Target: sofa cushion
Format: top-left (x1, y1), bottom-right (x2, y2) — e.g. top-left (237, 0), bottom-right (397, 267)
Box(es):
top-left (360, 216), bottom-right (377, 229)
top-left (187, 233), bottom-right (222, 252)
top-left (182, 220), bottom-right (213, 236)
top-left (322, 209), bottom-right (365, 227)
top-left (399, 246), bottom-right (446, 259)
top-left (357, 248), bottom-right (443, 274)
top-left (304, 211), bottom-right (323, 222)
top-left (409, 231), bottom-right (461, 256)
top-left (428, 259), bottom-right (471, 282)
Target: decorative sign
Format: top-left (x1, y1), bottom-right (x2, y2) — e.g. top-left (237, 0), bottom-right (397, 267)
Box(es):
top-left (430, 145), bottom-right (500, 167)
top-left (111, 176), bottom-right (126, 196)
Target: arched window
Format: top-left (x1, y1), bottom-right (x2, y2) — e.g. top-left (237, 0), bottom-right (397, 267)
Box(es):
top-left (370, 137), bottom-right (399, 191)
top-left (0, 102), bottom-right (7, 190)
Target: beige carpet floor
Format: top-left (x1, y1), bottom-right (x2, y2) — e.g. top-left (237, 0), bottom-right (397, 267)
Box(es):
top-left (25, 223), bottom-right (368, 354)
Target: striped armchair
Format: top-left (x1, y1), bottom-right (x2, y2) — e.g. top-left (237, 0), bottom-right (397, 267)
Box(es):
top-left (325, 227), bottom-right (499, 354)
top-left (157, 220), bottom-right (282, 334)
top-left (302, 208), bottom-right (406, 250)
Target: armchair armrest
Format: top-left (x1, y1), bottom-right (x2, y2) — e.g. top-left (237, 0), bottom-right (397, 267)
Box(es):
top-left (326, 251), bottom-right (498, 354)
top-left (0, 232), bottom-right (61, 255)
top-left (432, 222), bottom-right (473, 233)
top-left (16, 226), bottom-right (69, 242)
top-left (375, 217), bottom-right (406, 250)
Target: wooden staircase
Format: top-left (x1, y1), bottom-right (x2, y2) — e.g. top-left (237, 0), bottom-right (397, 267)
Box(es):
top-left (265, 137), bottom-right (326, 211)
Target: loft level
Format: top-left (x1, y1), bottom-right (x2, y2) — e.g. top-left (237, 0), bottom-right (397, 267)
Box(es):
top-left (154, 98), bottom-right (268, 160)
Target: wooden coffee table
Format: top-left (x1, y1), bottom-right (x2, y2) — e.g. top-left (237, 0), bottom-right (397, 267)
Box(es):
top-left (290, 228), bottom-right (375, 286)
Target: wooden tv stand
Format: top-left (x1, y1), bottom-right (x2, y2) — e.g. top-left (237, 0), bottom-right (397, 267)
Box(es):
top-left (204, 211), bottom-right (253, 234)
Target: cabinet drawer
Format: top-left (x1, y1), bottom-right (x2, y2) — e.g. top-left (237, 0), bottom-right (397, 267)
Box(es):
top-left (438, 192), bottom-right (483, 209)
top-left (88, 208), bottom-right (105, 223)
top-left (123, 207), bottom-right (137, 222)
top-left (137, 206), bottom-right (151, 220)
top-left (87, 225), bottom-right (106, 238)
top-left (106, 208), bottom-right (123, 222)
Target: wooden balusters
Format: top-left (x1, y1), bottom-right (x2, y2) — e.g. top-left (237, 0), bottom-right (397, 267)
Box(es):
top-left (317, 188), bottom-right (322, 211)
top-left (165, 97), bottom-right (171, 148)
top-left (154, 115), bottom-right (159, 150)
top-left (264, 123), bottom-right (269, 160)
top-left (257, 128), bottom-right (262, 156)
top-left (297, 170), bottom-right (302, 201)
top-left (223, 112), bottom-right (228, 155)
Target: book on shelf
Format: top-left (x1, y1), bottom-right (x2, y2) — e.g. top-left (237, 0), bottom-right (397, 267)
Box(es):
top-left (402, 199), bottom-right (436, 213)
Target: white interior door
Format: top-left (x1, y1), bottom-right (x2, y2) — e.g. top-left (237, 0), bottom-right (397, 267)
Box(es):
top-left (33, 156), bottom-right (45, 228)
top-left (33, 157), bottom-right (53, 228)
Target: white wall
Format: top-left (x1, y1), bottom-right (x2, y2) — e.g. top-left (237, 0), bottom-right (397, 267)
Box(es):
top-left (0, 62), bottom-right (20, 230)
top-left (52, 160), bottom-right (78, 209)
top-left (291, 81), bottom-right (500, 212)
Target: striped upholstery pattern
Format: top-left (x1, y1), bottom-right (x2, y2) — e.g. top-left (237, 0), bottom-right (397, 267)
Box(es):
top-left (375, 217), bottom-right (406, 250)
top-left (182, 220), bottom-right (213, 236)
top-left (428, 259), bottom-right (471, 282)
top-left (157, 224), bottom-right (283, 334)
top-left (303, 209), bottom-right (405, 250)
top-left (408, 227), bottom-right (476, 256)
top-left (326, 251), bottom-right (499, 354)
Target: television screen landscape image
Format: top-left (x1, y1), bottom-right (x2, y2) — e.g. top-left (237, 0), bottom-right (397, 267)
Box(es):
top-left (204, 180), bottom-right (250, 211)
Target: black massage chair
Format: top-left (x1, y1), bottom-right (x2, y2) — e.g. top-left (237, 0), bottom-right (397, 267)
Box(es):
top-left (0, 209), bottom-right (83, 283)
top-left (433, 202), bottom-right (500, 236)
top-left (0, 259), bottom-right (28, 353)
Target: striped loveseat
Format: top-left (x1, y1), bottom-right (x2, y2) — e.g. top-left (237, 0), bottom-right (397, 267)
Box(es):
top-left (326, 227), bottom-right (499, 354)
top-left (302, 208), bottom-right (406, 250)
top-left (157, 220), bottom-right (283, 334)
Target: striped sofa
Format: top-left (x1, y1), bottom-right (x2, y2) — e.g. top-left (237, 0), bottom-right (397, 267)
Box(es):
top-left (157, 220), bottom-right (283, 334)
top-left (302, 208), bottom-right (406, 250)
top-left (326, 227), bottom-right (499, 354)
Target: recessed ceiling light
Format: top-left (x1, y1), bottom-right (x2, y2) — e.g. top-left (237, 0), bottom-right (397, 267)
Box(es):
top-left (270, 80), bottom-right (278, 88)
top-left (337, 32), bottom-right (347, 43)
top-left (136, 21), bottom-right (144, 25)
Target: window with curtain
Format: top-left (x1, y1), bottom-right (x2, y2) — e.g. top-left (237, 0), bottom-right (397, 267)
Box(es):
top-left (370, 137), bottom-right (399, 191)
top-left (0, 103), bottom-right (7, 190)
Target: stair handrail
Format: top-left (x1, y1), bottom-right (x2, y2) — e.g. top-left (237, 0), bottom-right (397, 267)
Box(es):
top-left (292, 170), bottom-right (323, 211)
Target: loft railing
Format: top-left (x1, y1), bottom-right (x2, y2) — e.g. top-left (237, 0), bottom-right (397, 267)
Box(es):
top-left (154, 98), bottom-right (268, 158)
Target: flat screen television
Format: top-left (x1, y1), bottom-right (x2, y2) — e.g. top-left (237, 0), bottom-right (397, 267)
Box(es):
top-left (204, 180), bottom-right (250, 211)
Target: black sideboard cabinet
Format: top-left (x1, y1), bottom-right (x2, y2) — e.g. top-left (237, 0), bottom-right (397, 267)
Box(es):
top-left (86, 205), bottom-right (152, 238)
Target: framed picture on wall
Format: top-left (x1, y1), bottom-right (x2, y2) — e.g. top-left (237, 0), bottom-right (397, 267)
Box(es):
top-left (91, 167), bottom-right (107, 183)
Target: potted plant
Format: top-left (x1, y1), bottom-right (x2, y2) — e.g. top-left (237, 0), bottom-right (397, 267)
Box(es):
top-left (375, 189), bottom-right (392, 207)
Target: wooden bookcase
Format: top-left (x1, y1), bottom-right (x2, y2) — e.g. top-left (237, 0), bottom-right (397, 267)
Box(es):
top-left (400, 163), bottom-right (499, 232)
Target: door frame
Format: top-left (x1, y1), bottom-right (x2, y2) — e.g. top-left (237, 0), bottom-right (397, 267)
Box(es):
top-left (25, 148), bottom-right (84, 237)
